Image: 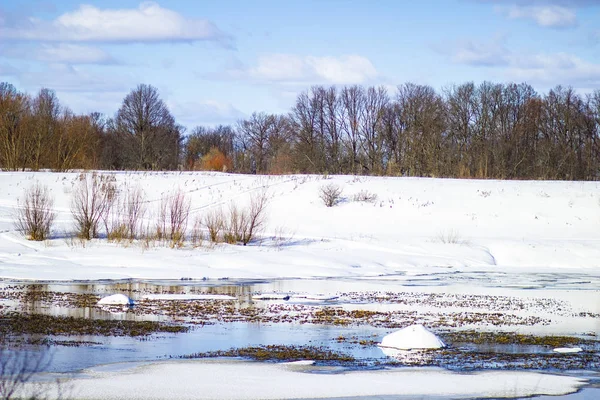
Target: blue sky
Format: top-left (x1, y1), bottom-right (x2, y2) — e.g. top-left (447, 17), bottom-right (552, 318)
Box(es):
top-left (1, 0), bottom-right (599, 129)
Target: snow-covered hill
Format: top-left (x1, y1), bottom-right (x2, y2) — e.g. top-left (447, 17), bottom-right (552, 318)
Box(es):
top-left (1, 171), bottom-right (599, 281)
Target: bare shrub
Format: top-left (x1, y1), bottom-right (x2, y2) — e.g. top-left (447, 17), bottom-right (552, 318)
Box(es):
top-left (272, 226), bottom-right (295, 250)
top-left (352, 190), bottom-right (378, 203)
top-left (223, 204), bottom-right (247, 244)
top-left (204, 209), bottom-right (224, 243)
top-left (242, 190), bottom-right (269, 245)
top-left (190, 216), bottom-right (203, 248)
top-left (155, 189), bottom-right (191, 247)
top-left (120, 186), bottom-right (146, 240)
top-left (14, 183), bottom-right (56, 241)
top-left (0, 345), bottom-right (53, 400)
top-left (204, 191), bottom-right (269, 246)
top-left (319, 183), bottom-right (343, 207)
top-left (435, 229), bottom-right (469, 245)
top-left (71, 173), bottom-right (116, 240)
top-left (170, 190), bottom-right (190, 245)
top-left (155, 196), bottom-right (168, 241)
top-left (99, 178), bottom-right (118, 239)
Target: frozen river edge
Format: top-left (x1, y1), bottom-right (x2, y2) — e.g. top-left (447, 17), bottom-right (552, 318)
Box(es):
top-left (28, 359), bottom-right (587, 400)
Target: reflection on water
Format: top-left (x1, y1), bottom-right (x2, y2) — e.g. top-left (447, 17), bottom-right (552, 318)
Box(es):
top-left (1, 275), bottom-right (599, 386)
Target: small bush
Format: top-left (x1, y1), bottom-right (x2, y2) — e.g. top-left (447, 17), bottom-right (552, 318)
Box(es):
top-left (352, 190), bottom-right (378, 203)
top-left (15, 183), bottom-right (56, 241)
top-left (199, 147), bottom-right (233, 172)
top-left (190, 216), bottom-right (203, 248)
top-left (107, 223), bottom-right (129, 243)
top-left (319, 183), bottom-right (343, 207)
top-left (155, 189), bottom-right (190, 247)
top-left (206, 191), bottom-right (269, 245)
top-left (204, 209), bottom-right (224, 243)
top-left (223, 204), bottom-right (247, 244)
top-left (106, 185), bottom-right (147, 242)
top-left (71, 173), bottom-right (116, 240)
top-left (436, 229), bottom-right (469, 245)
top-left (123, 186), bottom-right (146, 239)
top-left (242, 190), bottom-right (269, 245)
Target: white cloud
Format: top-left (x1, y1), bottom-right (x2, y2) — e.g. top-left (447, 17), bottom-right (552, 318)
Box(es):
top-left (17, 63), bottom-right (127, 93)
top-left (495, 5), bottom-right (577, 28)
top-left (452, 39), bottom-right (510, 66)
top-left (449, 39), bottom-right (600, 88)
top-left (24, 44), bottom-right (115, 64)
top-left (505, 53), bottom-right (600, 86)
top-left (168, 100), bottom-right (246, 127)
top-left (305, 55), bottom-right (378, 84)
top-left (0, 2), bottom-right (232, 46)
top-left (224, 54), bottom-right (378, 84)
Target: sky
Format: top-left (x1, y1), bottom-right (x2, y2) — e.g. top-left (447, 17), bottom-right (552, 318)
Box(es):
top-left (0, 0), bottom-right (599, 130)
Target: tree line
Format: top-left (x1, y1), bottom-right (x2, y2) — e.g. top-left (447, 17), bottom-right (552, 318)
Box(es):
top-left (1, 81), bottom-right (600, 180)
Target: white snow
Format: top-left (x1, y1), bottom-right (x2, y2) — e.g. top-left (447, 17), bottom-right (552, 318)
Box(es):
top-left (1, 171), bottom-right (600, 281)
top-left (97, 294), bottom-right (134, 306)
top-left (379, 324), bottom-right (446, 350)
top-left (24, 359), bottom-right (585, 400)
top-left (142, 294), bottom-right (235, 301)
top-left (553, 347), bottom-right (583, 353)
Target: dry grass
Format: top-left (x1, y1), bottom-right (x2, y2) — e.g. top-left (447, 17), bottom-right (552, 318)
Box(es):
top-left (352, 190), bottom-right (378, 203)
top-left (435, 229), bottom-right (469, 245)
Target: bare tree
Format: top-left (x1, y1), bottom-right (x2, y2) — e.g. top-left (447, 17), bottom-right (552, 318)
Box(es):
top-left (15, 183), bottom-right (56, 241)
top-left (0, 83), bottom-right (30, 171)
top-left (115, 84), bottom-right (182, 170)
top-left (360, 86), bottom-right (389, 175)
top-left (340, 86), bottom-right (365, 174)
top-left (29, 89), bottom-right (60, 171)
top-left (237, 112), bottom-right (273, 174)
top-left (290, 90), bottom-right (322, 173)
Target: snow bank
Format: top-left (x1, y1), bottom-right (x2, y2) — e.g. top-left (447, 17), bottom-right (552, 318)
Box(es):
top-left (26, 360), bottom-right (585, 400)
top-left (97, 294), bottom-right (134, 306)
top-left (1, 171), bottom-right (600, 281)
top-left (379, 324), bottom-right (445, 350)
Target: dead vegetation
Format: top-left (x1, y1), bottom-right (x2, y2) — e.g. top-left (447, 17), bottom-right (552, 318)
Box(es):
top-left (14, 183), bottom-right (55, 241)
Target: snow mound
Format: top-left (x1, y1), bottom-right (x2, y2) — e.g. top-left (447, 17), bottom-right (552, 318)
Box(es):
top-left (379, 324), bottom-right (445, 350)
top-left (553, 347), bottom-right (583, 354)
top-left (97, 294), bottom-right (134, 306)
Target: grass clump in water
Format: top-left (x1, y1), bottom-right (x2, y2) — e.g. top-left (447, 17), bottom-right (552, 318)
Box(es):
top-left (0, 312), bottom-right (188, 337)
top-left (444, 331), bottom-right (585, 347)
top-left (181, 345), bottom-right (355, 363)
